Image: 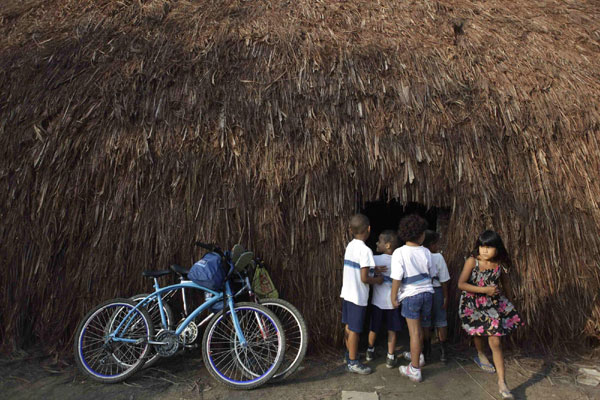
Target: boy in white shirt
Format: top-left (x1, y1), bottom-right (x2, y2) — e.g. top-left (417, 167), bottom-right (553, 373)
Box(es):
top-left (340, 214), bottom-right (383, 374)
top-left (366, 230), bottom-right (402, 368)
top-left (390, 214), bottom-right (436, 383)
top-left (422, 230), bottom-right (450, 363)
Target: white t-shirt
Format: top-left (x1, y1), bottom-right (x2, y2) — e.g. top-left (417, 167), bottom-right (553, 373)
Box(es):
top-left (371, 254), bottom-right (393, 310)
top-left (431, 253), bottom-right (450, 288)
top-left (340, 239), bottom-right (375, 306)
top-left (390, 245), bottom-right (435, 302)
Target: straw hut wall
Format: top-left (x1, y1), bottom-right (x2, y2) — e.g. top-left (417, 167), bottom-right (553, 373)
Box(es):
top-left (1, 0), bottom-right (599, 355)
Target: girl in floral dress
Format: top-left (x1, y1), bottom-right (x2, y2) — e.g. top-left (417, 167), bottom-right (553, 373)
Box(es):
top-left (458, 230), bottom-right (523, 400)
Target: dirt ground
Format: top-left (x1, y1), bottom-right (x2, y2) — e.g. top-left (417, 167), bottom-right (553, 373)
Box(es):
top-left (1, 343), bottom-right (599, 400)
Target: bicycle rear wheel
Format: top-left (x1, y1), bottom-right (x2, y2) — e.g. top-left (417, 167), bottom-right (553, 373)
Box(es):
top-left (259, 298), bottom-right (308, 381)
top-left (74, 298), bottom-right (153, 383)
top-left (130, 293), bottom-right (175, 368)
top-left (202, 302), bottom-right (285, 389)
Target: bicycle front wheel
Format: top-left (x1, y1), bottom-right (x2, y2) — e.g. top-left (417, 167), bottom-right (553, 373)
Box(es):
top-left (259, 298), bottom-right (308, 381)
top-left (202, 302), bottom-right (285, 389)
top-left (74, 298), bottom-right (153, 383)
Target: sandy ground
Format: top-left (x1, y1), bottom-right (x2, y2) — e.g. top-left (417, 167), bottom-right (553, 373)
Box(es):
top-left (1, 344), bottom-right (598, 400)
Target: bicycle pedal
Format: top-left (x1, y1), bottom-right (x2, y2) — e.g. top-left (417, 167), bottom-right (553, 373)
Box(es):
top-left (184, 343), bottom-right (199, 349)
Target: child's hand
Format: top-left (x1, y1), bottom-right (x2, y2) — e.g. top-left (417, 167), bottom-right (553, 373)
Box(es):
top-left (391, 297), bottom-right (399, 309)
top-left (374, 265), bottom-right (388, 274)
top-left (484, 286), bottom-right (499, 296)
top-left (374, 275), bottom-right (384, 285)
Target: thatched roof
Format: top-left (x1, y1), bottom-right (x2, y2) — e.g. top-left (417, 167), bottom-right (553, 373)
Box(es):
top-left (1, 0), bottom-right (599, 354)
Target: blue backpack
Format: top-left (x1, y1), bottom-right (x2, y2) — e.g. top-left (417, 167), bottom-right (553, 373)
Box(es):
top-left (188, 252), bottom-right (230, 291)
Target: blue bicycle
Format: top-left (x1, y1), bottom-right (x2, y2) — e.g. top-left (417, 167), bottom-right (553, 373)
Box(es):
top-left (74, 243), bottom-right (286, 389)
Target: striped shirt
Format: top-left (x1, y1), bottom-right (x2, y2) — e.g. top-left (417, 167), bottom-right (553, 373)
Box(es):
top-left (340, 239), bottom-right (375, 306)
top-left (390, 245), bottom-right (436, 302)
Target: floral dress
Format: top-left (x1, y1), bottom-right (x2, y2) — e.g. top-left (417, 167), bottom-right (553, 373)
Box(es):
top-left (458, 259), bottom-right (523, 336)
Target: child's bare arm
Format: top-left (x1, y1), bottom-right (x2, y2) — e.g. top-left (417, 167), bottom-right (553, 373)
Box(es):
top-left (441, 281), bottom-right (449, 310)
top-left (360, 267), bottom-right (383, 285)
top-left (390, 279), bottom-right (401, 308)
top-left (457, 257), bottom-right (498, 296)
top-left (373, 265), bottom-right (388, 274)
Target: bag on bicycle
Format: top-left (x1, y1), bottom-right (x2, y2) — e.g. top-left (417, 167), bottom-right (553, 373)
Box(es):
top-left (188, 252), bottom-right (230, 291)
top-left (252, 263), bottom-right (279, 299)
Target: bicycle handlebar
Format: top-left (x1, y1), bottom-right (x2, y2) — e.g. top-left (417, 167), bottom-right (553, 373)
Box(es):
top-left (194, 241), bottom-right (225, 257)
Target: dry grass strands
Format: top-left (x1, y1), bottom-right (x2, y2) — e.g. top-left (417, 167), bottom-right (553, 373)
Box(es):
top-left (0, 0), bottom-right (599, 355)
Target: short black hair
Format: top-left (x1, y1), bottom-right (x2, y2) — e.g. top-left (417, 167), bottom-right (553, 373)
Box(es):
top-left (349, 213), bottom-right (369, 235)
top-left (379, 230), bottom-right (399, 248)
top-left (422, 230), bottom-right (440, 249)
top-left (471, 230), bottom-right (511, 267)
top-left (397, 214), bottom-right (429, 243)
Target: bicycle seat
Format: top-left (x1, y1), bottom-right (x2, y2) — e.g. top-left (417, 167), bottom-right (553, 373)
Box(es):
top-left (142, 270), bottom-right (171, 278)
top-left (231, 244), bottom-right (244, 264)
top-left (170, 264), bottom-right (189, 278)
top-left (235, 251), bottom-right (254, 272)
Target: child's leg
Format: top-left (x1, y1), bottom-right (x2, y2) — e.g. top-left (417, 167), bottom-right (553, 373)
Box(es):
top-left (423, 326), bottom-right (432, 341)
top-left (345, 325), bottom-right (360, 360)
top-left (405, 318), bottom-right (423, 368)
top-left (422, 326), bottom-right (432, 359)
top-left (368, 306), bottom-right (382, 349)
top-left (488, 336), bottom-right (507, 388)
top-left (368, 331), bottom-right (377, 348)
top-left (438, 326), bottom-right (448, 342)
top-left (474, 336), bottom-right (493, 366)
top-left (387, 330), bottom-right (397, 355)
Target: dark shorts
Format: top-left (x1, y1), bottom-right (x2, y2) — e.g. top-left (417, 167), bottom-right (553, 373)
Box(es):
top-left (369, 305), bottom-right (404, 332)
top-left (432, 286), bottom-right (448, 328)
top-left (342, 300), bottom-right (367, 333)
top-left (401, 291), bottom-right (433, 327)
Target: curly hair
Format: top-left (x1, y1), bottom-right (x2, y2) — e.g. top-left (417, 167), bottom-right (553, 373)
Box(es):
top-left (397, 214), bottom-right (429, 243)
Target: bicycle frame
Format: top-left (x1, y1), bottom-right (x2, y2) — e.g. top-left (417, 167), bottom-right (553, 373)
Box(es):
top-left (111, 279), bottom-right (250, 346)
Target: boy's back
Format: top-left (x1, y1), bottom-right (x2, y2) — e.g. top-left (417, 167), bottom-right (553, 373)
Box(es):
top-left (340, 238), bottom-right (375, 306)
top-left (391, 245), bottom-right (436, 302)
top-left (371, 254), bottom-right (393, 309)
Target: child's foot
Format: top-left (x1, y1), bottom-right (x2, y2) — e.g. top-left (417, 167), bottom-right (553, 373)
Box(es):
top-left (365, 347), bottom-right (376, 362)
top-left (399, 363), bottom-right (422, 382)
top-left (402, 351), bottom-right (425, 367)
top-left (346, 360), bottom-right (372, 375)
top-left (385, 353), bottom-right (397, 368)
top-left (498, 382), bottom-right (514, 399)
top-left (473, 353), bottom-right (495, 373)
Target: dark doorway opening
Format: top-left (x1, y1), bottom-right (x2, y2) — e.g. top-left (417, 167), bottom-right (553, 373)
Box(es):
top-left (360, 200), bottom-right (446, 253)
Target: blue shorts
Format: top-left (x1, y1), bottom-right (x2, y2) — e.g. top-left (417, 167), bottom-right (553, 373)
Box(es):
top-left (342, 300), bottom-right (367, 333)
top-left (401, 292), bottom-right (433, 327)
top-left (432, 286), bottom-right (448, 328)
top-left (370, 305), bottom-right (404, 332)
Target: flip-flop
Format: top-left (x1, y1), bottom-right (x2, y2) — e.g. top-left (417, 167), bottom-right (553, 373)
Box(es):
top-left (499, 389), bottom-right (514, 399)
top-left (473, 355), bottom-right (496, 373)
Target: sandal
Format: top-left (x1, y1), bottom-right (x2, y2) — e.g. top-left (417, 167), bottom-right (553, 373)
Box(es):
top-left (499, 389), bottom-right (514, 399)
top-left (473, 355), bottom-right (496, 373)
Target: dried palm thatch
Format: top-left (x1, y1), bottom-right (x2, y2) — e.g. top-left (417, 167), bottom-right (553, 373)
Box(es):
top-left (1, 0), bottom-right (599, 355)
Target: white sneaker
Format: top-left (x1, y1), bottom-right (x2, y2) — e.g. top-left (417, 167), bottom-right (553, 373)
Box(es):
top-left (399, 363), bottom-right (422, 383)
top-left (402, 351), bottom-right (425, 367)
